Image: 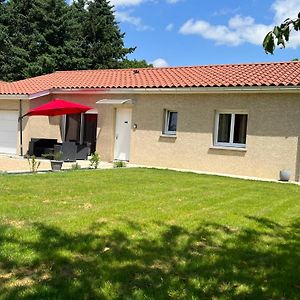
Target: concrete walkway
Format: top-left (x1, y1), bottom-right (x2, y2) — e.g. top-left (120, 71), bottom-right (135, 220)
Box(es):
top-left (1, 155), bottom-right (299, 185)
top-left (0, 154), bottom-right (113, 173)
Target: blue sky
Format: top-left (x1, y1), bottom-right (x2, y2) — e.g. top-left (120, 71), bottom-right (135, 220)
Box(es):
top-left (75, 0), bottom-right (300, 67)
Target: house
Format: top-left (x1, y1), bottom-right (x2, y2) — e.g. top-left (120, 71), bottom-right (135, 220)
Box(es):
top-left (0, 61), bottom-right (300, 181)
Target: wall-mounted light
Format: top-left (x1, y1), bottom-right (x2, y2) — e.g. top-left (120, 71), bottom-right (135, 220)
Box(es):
top-left (133, 123), bottom-right (138, 129)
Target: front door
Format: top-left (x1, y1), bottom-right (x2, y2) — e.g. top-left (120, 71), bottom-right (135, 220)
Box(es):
top-left (114, 108), bottom-right (132, 161)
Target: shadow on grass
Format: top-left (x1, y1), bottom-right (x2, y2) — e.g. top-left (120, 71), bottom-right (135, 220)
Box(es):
top-left (0, 216), bottom-right (299, 299)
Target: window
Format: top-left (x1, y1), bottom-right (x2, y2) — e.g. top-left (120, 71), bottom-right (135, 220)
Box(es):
top-left (215, 112), bottom-right (248, 147)
top-left (164, 110), bottom-right (177, 135)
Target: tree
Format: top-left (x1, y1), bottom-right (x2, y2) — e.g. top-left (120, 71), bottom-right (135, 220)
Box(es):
top-left (82, 0), bottom-right (135, 69)
top-left (263, 13), bottom-right (300, 54)
top-left (24, 0), bottom-right (71, 77)
top-left (118, 58), bottom-right (152, 69)
top-left (0, 0), bottom-right (149, 81)
top-left (0, 0), bottom-right (35, 81)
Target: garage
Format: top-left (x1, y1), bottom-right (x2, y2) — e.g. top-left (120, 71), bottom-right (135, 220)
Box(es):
top-left (0, 110), bottom-right (19, 154)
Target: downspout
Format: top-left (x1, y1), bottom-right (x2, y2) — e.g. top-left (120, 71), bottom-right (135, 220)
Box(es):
top-left (19, 99), bottom-right (23, 156)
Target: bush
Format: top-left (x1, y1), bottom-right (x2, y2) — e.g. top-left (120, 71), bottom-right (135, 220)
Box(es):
top-left (27, 155), bottom-right (41, 173)
top-left (89, 153), bottom-right (100, 169)
top-left (113, 160), bottom-right (126, 168)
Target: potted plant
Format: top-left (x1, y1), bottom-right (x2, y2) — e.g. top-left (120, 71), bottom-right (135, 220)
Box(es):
top-left (50, 151), bottom-right (63, 172)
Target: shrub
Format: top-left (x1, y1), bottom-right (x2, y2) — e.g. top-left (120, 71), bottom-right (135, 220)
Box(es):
top-left (27, 155), bottom-right (41, 173)
top-left (113, 160), bottom-right (126, 168)
top-left (42, 151), bottom-right (63, 161)
top-left (89, 153), bottom-right (100, 169)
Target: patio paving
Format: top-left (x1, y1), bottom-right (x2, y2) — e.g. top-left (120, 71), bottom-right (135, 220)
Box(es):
top-left (0, 154), bottom-right (113, 173)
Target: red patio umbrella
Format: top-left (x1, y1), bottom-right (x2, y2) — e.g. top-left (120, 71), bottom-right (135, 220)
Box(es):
top-left (24, 99), bottom-right (92, 117)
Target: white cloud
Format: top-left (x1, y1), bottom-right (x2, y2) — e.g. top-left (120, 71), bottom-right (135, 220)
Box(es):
top-left (179, 0), bottom-right (300, 48)
top-left (152, 58), bottom-right (169, 67)
top-left (109, 0), bottom-right (145, 7)
top-left (272, 0), bottom-right (300, 23)
top-left (165, 23), bottom-right (174, 31)
top-left (115, 10), bottom-right (152, 31)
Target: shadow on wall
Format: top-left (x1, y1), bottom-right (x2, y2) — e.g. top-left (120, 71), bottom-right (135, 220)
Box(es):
top-left (0, 217), bottom-right (299, 299)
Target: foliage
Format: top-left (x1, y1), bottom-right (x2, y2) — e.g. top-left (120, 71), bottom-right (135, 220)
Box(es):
top-left (53, 151), bottom-right (63, 161)
top-left (263, 12), bottom-right (300, 54)
top-left (42, 150), bottom-right (63, 161)
top-left (118, 58), bottom-right (153, 69)
top-left (113, 160), bottom-right (126, 168)
top-left (0, 169), bottom-right (299, 298)
top-left (27, 155), bottom-right (41, 173)
top-left (0, 0), bottom-right (149, 81)
top-left (71, 162), bottom-right (81, 170)
top-left (89, 152), bottom-right (100, 169)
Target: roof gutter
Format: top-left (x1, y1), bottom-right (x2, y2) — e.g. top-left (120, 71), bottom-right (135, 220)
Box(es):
top-left (0, 94), bottom-right (28, 100)
top-left (2, 85), bottom-right (300, 99)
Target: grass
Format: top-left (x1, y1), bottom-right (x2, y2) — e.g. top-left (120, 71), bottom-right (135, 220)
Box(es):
top-left (0, 168), bottom-right (299, 299)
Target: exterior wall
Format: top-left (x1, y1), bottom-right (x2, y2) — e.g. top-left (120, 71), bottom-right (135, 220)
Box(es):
top-left (128, 93), bottom-right (300, 181)
top-left (8, 91), bottom-right (300, 181)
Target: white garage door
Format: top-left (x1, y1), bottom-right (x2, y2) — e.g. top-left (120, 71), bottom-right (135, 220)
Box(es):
top-left (0, 111), bottom-right (19, 154)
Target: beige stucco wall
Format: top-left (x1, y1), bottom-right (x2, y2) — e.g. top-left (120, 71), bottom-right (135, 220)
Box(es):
top-left (127, 93), bottom-right (300, 181)
top-left (2, 91), bottom-right (300, 181)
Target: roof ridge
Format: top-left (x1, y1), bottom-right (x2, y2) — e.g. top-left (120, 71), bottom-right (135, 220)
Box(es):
top-left (52, 60), bottom-right (300, 74)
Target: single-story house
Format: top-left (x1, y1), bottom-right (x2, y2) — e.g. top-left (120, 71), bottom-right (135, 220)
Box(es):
top-left (0, 61), bottom-right (300, 181)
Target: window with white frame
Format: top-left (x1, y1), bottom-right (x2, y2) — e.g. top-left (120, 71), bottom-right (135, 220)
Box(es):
top-left (214, 112), bottom-right (248, 147)
top-left (164, 110), bottom-right (178, 135)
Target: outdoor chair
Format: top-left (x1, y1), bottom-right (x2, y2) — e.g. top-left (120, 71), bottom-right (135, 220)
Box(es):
top-left (76, 143), bottom-right (90, 160)
top-left (54, 141), bottom-right (77, 162)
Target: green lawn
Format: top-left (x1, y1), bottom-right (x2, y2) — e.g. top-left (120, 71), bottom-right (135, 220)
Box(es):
top-left (0, 168), bottom-right (299, 299)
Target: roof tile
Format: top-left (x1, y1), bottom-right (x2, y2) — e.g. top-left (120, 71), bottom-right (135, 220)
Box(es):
top-left (1, 61), bottom-right (300, 95)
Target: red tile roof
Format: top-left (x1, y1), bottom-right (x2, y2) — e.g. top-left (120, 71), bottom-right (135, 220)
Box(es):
top-left (1, 61), bottom-right (300, 95)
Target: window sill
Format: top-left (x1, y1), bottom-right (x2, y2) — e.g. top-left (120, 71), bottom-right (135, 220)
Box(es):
top-left (160, 133), bottom-right (177, 138)
top-left (210, 146), bottom-right (247, 152)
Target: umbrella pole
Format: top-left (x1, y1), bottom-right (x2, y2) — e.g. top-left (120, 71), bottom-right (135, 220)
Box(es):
top-left (19, 100), bottom-right (23, 156)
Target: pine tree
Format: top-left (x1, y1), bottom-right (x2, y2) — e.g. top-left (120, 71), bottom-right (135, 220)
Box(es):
top-left (83, 0), bottom-right (135, 69)
top-left (0, 0), bottom-right (35, 81)
top-left (0, 0), bottom-right (149, 81)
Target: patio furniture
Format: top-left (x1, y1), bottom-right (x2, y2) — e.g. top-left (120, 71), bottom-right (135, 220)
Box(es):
top-left (54, 142), bottom-right (77, 162)
top-left (76, 143), bottom-right (90, 160)
top-left (28, 138), bottom-right (57, 157)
